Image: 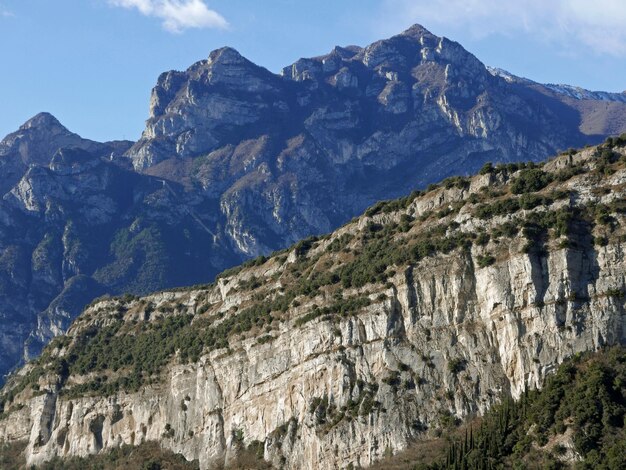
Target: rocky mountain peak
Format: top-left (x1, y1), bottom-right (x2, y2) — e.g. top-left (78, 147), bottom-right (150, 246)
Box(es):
top-left (132, 46), bottom-right (284, 168)
top-left (399, 23), bottom-right (435, 40)
top-left (18, 112), bottom-right (66, 133)
top-left (354, 23), bottom-right (482, 80)
top-left (207, 46), bottom-right (246, 66)
top-left (1, 113), bottom-right (72, 153)
top-left (0, 113), bottom-right (93, 168)
top-left (200, 45), bottom-right (277, 88)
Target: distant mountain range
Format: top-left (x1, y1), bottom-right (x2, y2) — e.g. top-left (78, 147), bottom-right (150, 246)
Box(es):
top-left (487, 66), bottom-right (626, 103)
top-left (0, 24), bottom-right (625, 381)
top-left (486, 66), bottom-right (626, 136)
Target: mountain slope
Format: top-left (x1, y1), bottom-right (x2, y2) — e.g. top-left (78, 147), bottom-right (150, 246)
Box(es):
top-left (1, 137), bottom-right (625, 469)
top-left (372, 346), bottom-right (626, 469)
top-left (1, 24), bottom-right (626, 384)
top-left (0, 118), bottom-right (240, 381)
top-left (487, 66), bottom-right (626, 137)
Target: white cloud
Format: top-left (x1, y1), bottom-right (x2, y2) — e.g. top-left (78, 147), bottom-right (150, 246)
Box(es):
top-left (109, 0), bottom-right (228, 33)
top-left (0, 4), bottom-right (14, 17)
top-left (383, 0), bottom-right (626, 56)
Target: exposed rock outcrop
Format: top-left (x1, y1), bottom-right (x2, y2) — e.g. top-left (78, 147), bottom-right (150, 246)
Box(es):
top-left (1, 143), bottom-right (625, 469)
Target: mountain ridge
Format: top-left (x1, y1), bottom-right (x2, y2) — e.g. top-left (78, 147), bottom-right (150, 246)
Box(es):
top-left (486, 66), bottom-right (626, 103)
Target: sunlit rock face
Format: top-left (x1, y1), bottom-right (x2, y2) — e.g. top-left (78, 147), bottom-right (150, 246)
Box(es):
top-left (2, 145), bottom-right (626, 469)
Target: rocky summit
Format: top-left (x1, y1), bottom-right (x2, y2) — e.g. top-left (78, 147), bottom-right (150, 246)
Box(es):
top-left (1, 24), bottom-right (626, 385)
top-left (1, 137), bottom-right (625, 468)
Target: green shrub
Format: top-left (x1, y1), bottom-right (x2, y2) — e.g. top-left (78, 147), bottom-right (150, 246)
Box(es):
top-left (433, 347), bottom-right (626, 469)
top-left (594, 236), bottom-right (609, 247)
top-left (510, 169), bottom-right (553, 194)
top-left (364, 192), bottom-right (420, 217)
top-left (492, 221), bottom-right (519, 238)
top-left (294, 236), bottom-right (317, 257)
top-left (442, 176), bottom-right (470, 190)
top-left (555, 164), bottom-right (585, 182)
top-left (447, 358), bottom-right (466, 375)
top-left (479, 162), bottom-right (494, 175)
top-left (256, 335), bottom-right (273, 345)
top-left (605, 288), bottom-right (624, 298)
top-left (519, 193), bottom-right (552, 210)
top-left (475, 233), bottom-right (490, 246)
top-left (594, 204), bottom-right (615, 226)
top-left (475, 198), bottom-right (520, 219)
top-left (2, 442), bottom-right (200, 470)
top-left (476, 254), bottom-right (495, 268)
top-left (605, 133), bottom-right (626, 147)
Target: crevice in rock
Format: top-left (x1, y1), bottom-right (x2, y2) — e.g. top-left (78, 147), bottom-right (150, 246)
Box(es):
top-left (89, 414), bottom-right (105, 452)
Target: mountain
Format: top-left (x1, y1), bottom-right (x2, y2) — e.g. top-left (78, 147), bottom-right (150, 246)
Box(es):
top-left (1, 137), bottom-right (625, 468)
top-left (0, 115), bottom-right (241, 380)
top-left (125, 24), bottom-right (626, 258)
top-left (1, 24), bottom-right (626, 383)
top-left (0, 112), bottom-right (125, 195)
top-left (487, 66), bottom-right (626, 137)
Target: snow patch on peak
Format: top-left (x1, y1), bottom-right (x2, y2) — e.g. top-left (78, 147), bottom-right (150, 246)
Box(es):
top-left (486, 67), bottom-right (529, 84)
top-left (487, 66), bottom-right (626, 103)
top-left (543, 83), bottom-right (626, 103)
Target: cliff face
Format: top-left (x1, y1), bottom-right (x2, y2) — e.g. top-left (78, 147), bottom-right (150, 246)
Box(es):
top-left (1, 142), bottom-right (625, 469)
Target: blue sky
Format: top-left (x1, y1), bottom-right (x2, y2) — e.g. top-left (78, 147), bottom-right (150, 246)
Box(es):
top-left (1, 0), bottom-right (626, 142)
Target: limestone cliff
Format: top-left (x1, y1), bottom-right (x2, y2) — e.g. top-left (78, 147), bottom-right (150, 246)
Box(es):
top-left (1, 139), bottom-right (625, 468)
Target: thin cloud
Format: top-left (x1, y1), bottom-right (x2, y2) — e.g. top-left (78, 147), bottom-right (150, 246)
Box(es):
top-left (382, 0), bottom-right (626, 56)
top-left (109, 0), bottom-right (228, 33)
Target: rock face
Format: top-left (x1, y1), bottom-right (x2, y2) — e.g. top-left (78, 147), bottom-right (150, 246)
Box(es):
top-left (1, 24), bottom-right (626, 384)
top-left (0, 113), bottom-right (109, 195)
top-left (0, 116), bottom-right (240, 382)
top-left (1, 143), bottom-right (625, 469)
top-left (128, 24), bottom-right (626, 258)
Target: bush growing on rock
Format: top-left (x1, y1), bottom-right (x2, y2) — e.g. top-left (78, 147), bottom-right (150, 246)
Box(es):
top-left (510, 168), bottom-right (553, 194)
